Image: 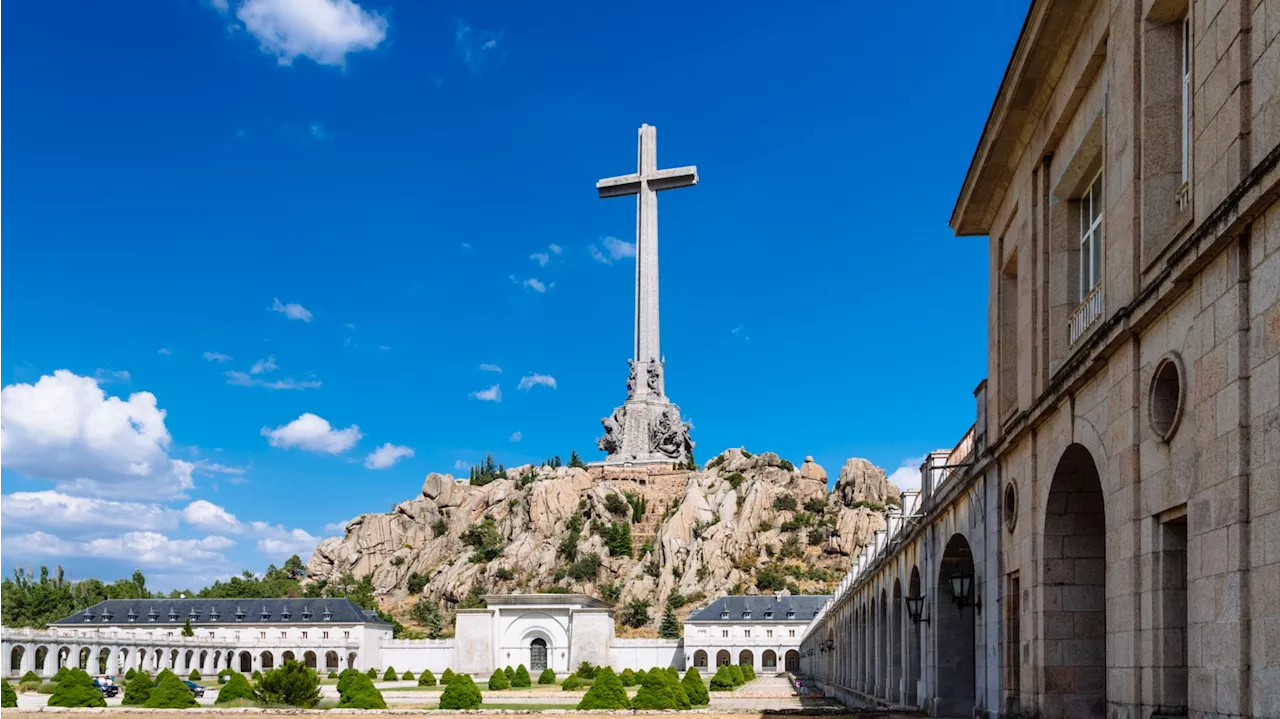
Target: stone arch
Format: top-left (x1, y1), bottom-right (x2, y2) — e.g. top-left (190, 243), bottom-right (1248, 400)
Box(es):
top-left (936, 532), bottom-right (977, 717)
top-left (693, 650), bottom-right (708, 669)
top-left (738, 649), bottom-right (753, 669)
top-left (282, 650), bottom-right (296, 664)
top-left (169, 648), bottom-right (180, 670)
top-left (715, 649), bottom-right (731, 666)
top-left (237, 651), bottom-right (251, 673)
top-left (303, 651), bottom-right (317, 669)
top-left (325, 651), bottom-right (339, 671)
top-left (76, 646), bottom-right (90, 670)
top-left (97, 647), bottom-right (110, 674)
top-left (878, 587), bottom-right (889, 697)
top-left (906, 565), bottom-right (922, 706)
top-left (891, 578), bottom-right (903, 702)
top-left (1041, 443), bottom-right (1106, 719)
top-left (347, 652), bottom-right (357, 670)
top-left (199, 650), bottom-right (209, 673)
top-left (184, 650), bottom-right (195, 673)
top-left (9, 645), bottom-right (25, 676)
top-left (762, 650), bottom-right (777, 671)
top-left (56, 645), bottom-right (72, 670)
top-left (259, 651), bottom-right (274, 670)
top-left (784, 649), bottom-right (799, 672)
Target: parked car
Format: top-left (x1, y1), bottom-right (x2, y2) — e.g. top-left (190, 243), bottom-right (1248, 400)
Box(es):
top-left (183, 680), bottom-right (205, 698)
top-left (93, 678), bottom-right (120, 698)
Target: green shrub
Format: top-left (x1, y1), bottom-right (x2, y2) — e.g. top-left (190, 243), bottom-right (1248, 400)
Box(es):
top-left (47, 667), bottom-right (105, 708)
top-left (740, 663), bottom-right (756, 681)
top-left (682, 668), bottom-right (709, 705)
top-left (503, 666), bottom-right (515, 680)
top-left (728, 664), bottom-right (745, 686)
top-left (125, 668), bottom-right (137, 680)
top-left (560, 674), bottom-right (583, 691)
top-left (187, 669), bottom-right (200, 681)
top-left (636, 668), bottom-right (647, 684)
top-left (336, 673), bottom-right (386, 710)
top-left (383, 666), bottom-right (397, 681)
top-left (619, 667), bottom-right (635, 686)
top-left (254, 659), bottom-right (322, 708)
top-left (577, 666), bottom-right (629, 710)
top-left (417, 669), bottom-right (436, 686)
top-left (328, 671), bottom-right (338, 679)
top-left (667, 669), bottom-right (691, 709)
top-left (143, 670), bottom-right (197, 709)
top-left (438, 674), bottom-right (482, 710)
top-left (537, 667), bottom-right (556, 684)
top-left (218, 668), bottom-right (233, 681)
top-left (122, 670), bottom-right (154, 705)
top-left (779, 458), bottom-right (795, 471)
top-left (253, 670), bottom-right (263, 680)
top-left (402, 670), bottom-right (414, 681)
top-left (710, 665), bottom-right (735, 691)
top-left (440, 668), bottom-right (455, 684)
top-left (52, 666), bottom-right (69, 682)
top-left (336, 669), bottom-right (363, 695)
top-left (214, 672), bottom-right (254, 704)
top-left (20, 671), bottom-right (40, 685)
top-left (568, 552), bottom-right (602, 581)
top-left (575, 661), bottom-right (598, 679)
top-left (773, 495), bottom-right (798, 512)
top-left (365, 668), bottom-right (377, 679)
top-left (512, 664), bottom-right (531, 687)
top-left (2, 679), bottom-right (17, 708)
top-left (630, 669), bottom-right (679, 710)
top-left (488, 669), bottom-right (509, 690)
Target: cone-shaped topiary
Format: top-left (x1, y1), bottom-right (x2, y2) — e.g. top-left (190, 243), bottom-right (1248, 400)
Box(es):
top-left (125, 668), bottom-right (137, 680)
top-left (619, 668), bottom-right (635, 686)
top-left (682, 667), bottom-right (710, 706)
top-left (337, 673), bottom-right (386, 709)
top-left (560, 675), bottom-right (582, 691)
top-left (366, 668), bottom-right (378, 679)
top-left (630, 669), bottom-right (678, 710)
top-left (20, 671), bottom-right (40, 685)
top-left (214, 672), bottom-right (254, 704)
top-left (383, 667), bottom-right (397, 681)
top-left (122, 670), bottom-right (154, 705)
top-left (728, 664), bottom-right (744, 686)
top-left (438, 674), bottom-right (482, 710)
top-left (577, 666), bottom-right (629, 710)
top-left (402, 670), bottom-right (414, 681)
top-left (740, 663), bottom-right (755, 681)
top-left (537, 668), bottom-right (556, 685)
top-left (53, 667), bottom-right (69, 682)
top-left (253, 670), bottom-right (263, 680)
top-left (188, 669), bottom-right (201, 681)
top-left (512, 664), bottom-right (531, 688)
top-left (253, 659), bottom-right (322, 708)
top-left (441, 668), bottom-right (455, 684)
top-left (666, 669), bottom-right (691, 709)
top-left (417, 670), bottom-right (436, 686)
top-left (709, 665), bottom-right (735, 691)
top-left (2, 679), bottom-right (18, 708)
top-left (47, 668), bottom-right (105, 708)
top-left (504, 665), bottom-right (515, 680)
top-left (328, 671), bottom-right (338, 679)
top-left (487, 668), bottom-right (510, 690)
top-left (144, 669), bottom-right (197, 708)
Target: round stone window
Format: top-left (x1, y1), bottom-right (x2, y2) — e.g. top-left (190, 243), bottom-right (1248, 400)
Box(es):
top-left (1148, 353), bottom-right (1186, 442)
top-left (1003, 483), bottom-right (1018, 532)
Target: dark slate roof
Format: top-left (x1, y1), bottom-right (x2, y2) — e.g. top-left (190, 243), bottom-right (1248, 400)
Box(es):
top-left (687, 594), bottom-right (832, 623)
top-left (49, 598), bottom-right (390, 627)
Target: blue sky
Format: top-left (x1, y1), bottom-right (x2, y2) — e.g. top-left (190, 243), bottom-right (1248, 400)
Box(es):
top-left (1, 0), bottom-right (1027, 589)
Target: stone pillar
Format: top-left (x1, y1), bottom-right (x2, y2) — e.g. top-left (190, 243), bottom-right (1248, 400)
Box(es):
top-left (105, 647), bottom-right (119, 677)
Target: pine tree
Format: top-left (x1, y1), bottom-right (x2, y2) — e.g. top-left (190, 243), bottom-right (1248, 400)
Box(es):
top-left (569, 450), bottom-right (585, 468)
top-left (659, 606), bottom-right (682, 639)
top-left (181, 617), bottom-right (194, 637)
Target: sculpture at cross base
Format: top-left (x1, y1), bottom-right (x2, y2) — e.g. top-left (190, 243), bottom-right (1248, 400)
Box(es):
top-left (592, 124), bottom-right (696, 466)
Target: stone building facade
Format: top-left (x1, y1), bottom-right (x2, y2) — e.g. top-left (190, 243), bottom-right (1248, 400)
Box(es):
top-left (802, 0), bottom-right (1280, 717)
top-left (682, 594), bottom-right (827, 675)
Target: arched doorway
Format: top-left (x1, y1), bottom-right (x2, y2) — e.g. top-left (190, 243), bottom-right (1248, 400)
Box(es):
top-left (906, 565), bottom-right (922, 706)
top-left (282, 651), bottom-right (296, 663)
top-left (184, 650), bottom-right (195, 672)
top-left (890, 579), bottom-right (903, 702)
top-left (259, 651), bottom-right (274, 670)
top-left (9, 646), bottom-right (24, 676)
top-left (784, 650), bottom-right (799, 672)
top-left (303, 651), bottom-right (317, 669)
top-left (878, 588), bottom-right (888, 697)
top-left (715, 650), bottom-right (731, 667)
top-left (1042, 443), bottom-right (1106, 718)
top-left (762, 650), bottom-right (777, 671)
top-left (738, 649), bottom-right (753, 669)
top-left (34, 646), bottom-right (48, 674)
top-left (937, 533), bottom-right (977, 716)
top-left (239, 651), bottom-right (252, 673)
top-left (325, 652), bottom-right (339, 671)
top-left (693, 650), bottom-right (707, 669)
top-left (529, 638), bottom-right (548, 672)
top-left (347, 652), bottom-right (357, 670)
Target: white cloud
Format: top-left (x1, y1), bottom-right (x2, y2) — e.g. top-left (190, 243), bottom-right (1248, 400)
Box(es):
top-left (226, 371), bottom-right (321, 390)
top-left (530, 252), bottom-right (549, 267)
top-left (548, 244), bottom-right (563, 255)
top-left (0, 370), bottom-right (195, 498)
top-left (183, 499), bottom-right (245, 533)
top-left (211, 0), bottom-right (230, 12)
top-left (453, 459), bottom-right (470, 470)
top-left (588, 236), bottom-right (636, 265)
top-left (234, 0), bottom-right (388, 67)
top-left (249, 355), bottom-right (278, 374)
top-left (523, 278), bottom-right (546, 293)
top-left (364, 442), bottom-right (414, 469)
top-left (886, 456), bottom-right (926, 491)
top-left (1, 491), bottom-right (180, 534)
top-left (470, 384), bottom-right (502, 402)
top-left (323, 518), bottom-right (353, 534)
top-left (518, 374), bottom-right (557, 391)
top-left (345, 323), bottom-right (357, 330)
top-left (93, 369), bottom-right (131, 384)
top-left (454, 19), bottom-right (504, 73)
top-left (270, 297), bottom-right (313, 322)
top-left (460, 242), bottom-right (472, 249)
top-left (157, 348), bottom-right (173, 356)
top-left (250, 521), bottom-right (320, 560)
top-left (204, 351), bottom-right (233, 362)
top-left (479, 363), bottom-right (502, 373)
top-left (261, 413), bottom-right (363, 454)
top-left (378, 345), bottom-right (391, 351)
top-left (309, 122), bottom-right (329, 140)
top-left (509, 431), bottom-right (522, 442)
top-left (5, 531), bottom-right (234, 570)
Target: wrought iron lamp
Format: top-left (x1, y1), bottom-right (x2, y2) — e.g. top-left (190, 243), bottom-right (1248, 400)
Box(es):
top-left (948, 571), bottom-right (982, 614)
top-left (904, 594), bottom-right (930, 625)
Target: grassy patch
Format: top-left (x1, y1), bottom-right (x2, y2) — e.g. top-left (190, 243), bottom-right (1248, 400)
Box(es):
top-left (426, 702), bottom-right (582, 710)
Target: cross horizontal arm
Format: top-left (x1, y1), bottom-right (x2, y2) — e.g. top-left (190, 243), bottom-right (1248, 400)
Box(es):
top-left (597, 174), bottom-right (641, 198)
top-left (645, 166), bottom-right (698, 191)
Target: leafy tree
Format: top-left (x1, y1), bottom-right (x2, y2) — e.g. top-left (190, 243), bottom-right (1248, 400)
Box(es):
top-left (487, 669), bottom-right (509, 690)
top-left (709, 665), bottom-right (735, 691)
top-left (46, 668), bottom-right (105, 708)
top-left (560, 675), bottom-right (582, 691)
top-left (601, 521), bottom-right (632, 558)
top-left (537, 668), bottom-right (556, 684)
top-left (577, 666), bottom-right (629, 710)
top-left (682, 668), bottom-right (709, 705)
top-left (438, 674), bottom-right (482, 710)
top-left (214, 672), bottom-right (254, 704)
top-left (461, 518), bottom-right (503, 563)
top-left (144, 670), bottom-right (197, 708)
top-left (383, 667), bottom-right (398, 681)
top-left (755, 564), bottom-right (788, 591)
top-left (620, 598), bottom-right (651, 628)
top-left (567, 553), bottom-right (602, 581)
top-left (2, 679), bottom-right (18, 708)
top-left (568, 450), bottom-right (586, 468)
top-left (336, 672), bottom-right (386, 709)
top-left (417, 670), bottom-right (436, 687)
top-left (603, 492), bottom-right (629, 517)
top-left (121, 670), bottom-right (154, 705)
top-left (512, 664), bottom-right (531, 688)
top-left (659, 606), bottom-right (682, 638)
top-left (254, 659), bottom-right (322, 708)
top-left (630, 669), bottom-right (679, 709)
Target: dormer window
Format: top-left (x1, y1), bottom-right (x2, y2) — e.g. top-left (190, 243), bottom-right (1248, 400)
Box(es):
top-left (322, 607), bottom-right (333, 621)
top-left (147, 608), bottom-right (159, 622)
top-left (786, 609), bottom-right (796, 619)
top-left (82, 610), bottom-right (96, 622)
top-left (742, 611), bottom-right (751, 619)
top-left (260, 606), bottom-right (271, 621)
top-left (281, 607), bottom-right (292, 620)
top-left (301, 606), bottom-right (312, 620)
top-left (235, 607), bottom-right (246, 622)
top-left (720, 610), bottom-right (729, 619)
top-left (102, 610), bottom-right (113, 622)
top-left (764, 610), bottom-right (774, 619)
top-left (188, 608), bottom-right (200, 621)
top-left (167, 608), bottom-right (179, 621)
top-left (127, 609), bottom-right (138, 623)
top-left (210, 610), bottom-right (221, 622)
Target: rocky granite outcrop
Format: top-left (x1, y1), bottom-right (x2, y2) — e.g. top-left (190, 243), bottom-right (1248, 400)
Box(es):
top-left (307, 449), bottom-right (899, 628)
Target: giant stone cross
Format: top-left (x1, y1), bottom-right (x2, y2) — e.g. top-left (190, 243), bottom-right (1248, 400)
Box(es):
top-left (594, 124), bottom-right (695, 465)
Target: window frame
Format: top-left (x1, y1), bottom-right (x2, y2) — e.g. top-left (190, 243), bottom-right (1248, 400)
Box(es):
top-left (1078, 170), bottom-right (1104, 301)
top-left (1180, 17), bottom-right (1191, 186)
